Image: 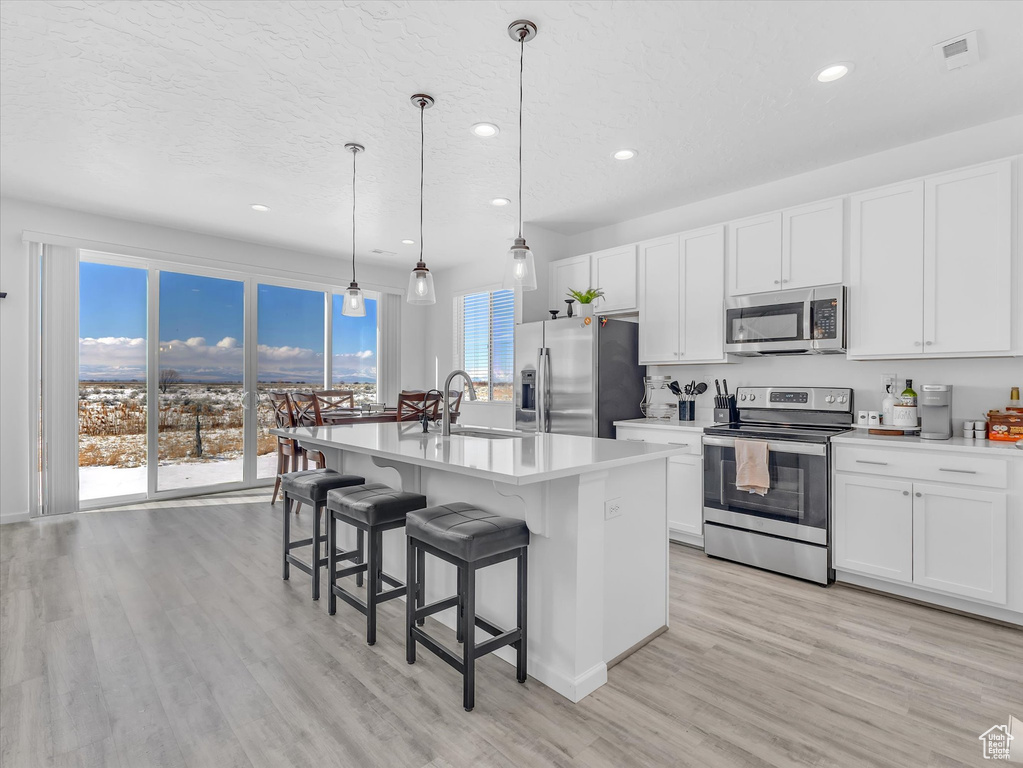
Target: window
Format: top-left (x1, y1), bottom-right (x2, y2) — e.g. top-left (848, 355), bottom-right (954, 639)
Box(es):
top-left (332, 294), bottom-right (378, 403)
top-left (454, 289), bottom-right (514, 402)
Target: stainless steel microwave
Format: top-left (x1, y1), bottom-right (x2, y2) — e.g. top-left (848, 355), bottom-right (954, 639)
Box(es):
top-left (724, 285), bottom-right (846, 356)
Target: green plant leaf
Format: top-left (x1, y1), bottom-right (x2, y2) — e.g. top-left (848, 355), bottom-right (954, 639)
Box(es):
top-left (566, 287), bottom-right (605, 304)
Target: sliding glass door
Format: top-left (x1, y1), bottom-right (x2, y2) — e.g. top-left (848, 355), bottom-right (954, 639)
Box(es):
top-left (331, 293), bottom-right (378, 404)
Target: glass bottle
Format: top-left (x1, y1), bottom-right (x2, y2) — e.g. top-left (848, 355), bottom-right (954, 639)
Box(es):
top-left (900, 379), bottom-right (917, 406)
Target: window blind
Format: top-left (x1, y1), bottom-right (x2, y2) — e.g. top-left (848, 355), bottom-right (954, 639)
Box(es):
top-left (454, 289), bottom-right (514, 402)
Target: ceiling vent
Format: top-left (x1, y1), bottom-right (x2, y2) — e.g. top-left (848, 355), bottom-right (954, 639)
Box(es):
top-left (370, 248), bottom-right (397, 257)
top-left (933, 31), bottom-right (980, 71)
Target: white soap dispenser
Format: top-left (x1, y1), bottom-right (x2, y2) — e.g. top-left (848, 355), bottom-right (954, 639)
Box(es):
top-left (881, 384), bottom-right (899, 426)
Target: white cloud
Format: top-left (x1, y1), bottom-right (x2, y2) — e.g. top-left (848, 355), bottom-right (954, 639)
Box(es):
top-left (216, 337), bottom-right (240, 349)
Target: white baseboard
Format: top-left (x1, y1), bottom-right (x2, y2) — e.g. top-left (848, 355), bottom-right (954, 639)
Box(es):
top-left (0, 511), bottom-right (31, 525)
top-left (668, 529), bottom-right (704, 548)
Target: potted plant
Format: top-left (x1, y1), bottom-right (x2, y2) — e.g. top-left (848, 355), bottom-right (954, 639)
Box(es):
top-left (566, 287), bottom-right (604, 319)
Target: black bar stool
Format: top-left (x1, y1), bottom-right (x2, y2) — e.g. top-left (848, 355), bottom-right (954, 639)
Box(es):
top-left (326, 483), bottom-right (428, 645)
top-left (404, 503), bottom-right (529, 712)
top-left (281, 468), bottom-right (365, 600)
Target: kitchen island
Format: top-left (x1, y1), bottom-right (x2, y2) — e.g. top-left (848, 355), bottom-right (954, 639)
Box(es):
top-left (272, 421), bottom-right (685, 702)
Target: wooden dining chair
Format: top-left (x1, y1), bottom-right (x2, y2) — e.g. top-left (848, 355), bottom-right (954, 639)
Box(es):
top-left (396, 390), bottom-right (442, 423)
top-left (314, 389), bottom-right (356, 412)
top-left (290, 392), bottom-right (326, 469)
top-left (269, 392), bottom-right (300, 507)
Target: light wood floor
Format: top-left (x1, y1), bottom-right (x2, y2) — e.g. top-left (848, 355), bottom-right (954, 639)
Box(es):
top-left (2, 489), bottom-right (1020, 767)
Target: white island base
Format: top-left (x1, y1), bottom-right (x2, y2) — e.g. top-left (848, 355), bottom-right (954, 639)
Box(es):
top-left (277, 424), bottom-right (678, 702)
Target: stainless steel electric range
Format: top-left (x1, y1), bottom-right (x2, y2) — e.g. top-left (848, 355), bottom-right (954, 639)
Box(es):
top-left (702, 386), bottom-right (854, 585)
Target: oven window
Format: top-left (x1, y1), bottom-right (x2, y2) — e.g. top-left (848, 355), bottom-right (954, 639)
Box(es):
top-left (703, 444), bottom-right (827, 530)
top-left (726, 301), bottom-right (804, 344)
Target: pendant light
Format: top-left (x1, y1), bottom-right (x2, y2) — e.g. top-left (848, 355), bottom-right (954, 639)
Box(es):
top-left (502, 19), bottom-right (538, 292)
top-left (342, 142), bottom-right (366, 317)
top-left (407, 94), bottom-right (437, 305)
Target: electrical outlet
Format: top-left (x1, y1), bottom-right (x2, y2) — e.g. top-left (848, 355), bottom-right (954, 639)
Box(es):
top-left (604, 498), bottom-right (622, 520)
top-left (881, 373), bottom-right (898, 392)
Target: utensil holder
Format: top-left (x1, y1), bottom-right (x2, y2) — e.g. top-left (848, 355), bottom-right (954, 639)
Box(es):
top-left (678, 400), bottom-right (695, 421)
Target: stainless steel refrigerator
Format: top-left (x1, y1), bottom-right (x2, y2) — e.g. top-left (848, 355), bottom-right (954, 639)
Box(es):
top-left (514, 317), bottom-right (646, 438)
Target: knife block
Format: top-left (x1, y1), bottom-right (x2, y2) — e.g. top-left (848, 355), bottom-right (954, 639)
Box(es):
top-left (714, 395), bottom-right (739, 424)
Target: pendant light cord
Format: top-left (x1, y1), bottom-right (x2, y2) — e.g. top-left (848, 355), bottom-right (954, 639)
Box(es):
top-left (517, 33), bottom-right (525, 240)
top-left (419, 100), bottom-right (425, 265)
top-left (351, 148), bottom-right (357, 284)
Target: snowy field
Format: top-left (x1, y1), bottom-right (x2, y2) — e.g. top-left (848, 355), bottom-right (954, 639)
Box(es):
top-left (80, 453), bottom-right (278, 500)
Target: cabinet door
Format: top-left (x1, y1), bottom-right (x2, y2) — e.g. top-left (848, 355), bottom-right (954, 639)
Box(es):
top-left (728, 212), bottom-right (782, 296)
top-left (833, 474), bottom-right (913, 582)
top-left (638, 236), bottom-right (681, 363)
top-left (592, 245), bottom-right (637, 313)
top-left (680, 225), bottom-right (726, 362)
top-left (667, 455), bottom-right (703, 541)
top-left (912, 484), bottom-right (1007, 604)
top-left (848, 182), bottom-right (925, 357)
top-left (550, 255), bottom-right (592, 314)
top-left (923, 161), bottom-right (1012, 356)
top-left (782, 198), bottom-right (843, 290)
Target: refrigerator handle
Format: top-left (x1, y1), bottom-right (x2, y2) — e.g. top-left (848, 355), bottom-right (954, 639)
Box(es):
top-left (536, 347), bottom-right (549, 433)
top-left (542, 347), bottom-right (552, 433)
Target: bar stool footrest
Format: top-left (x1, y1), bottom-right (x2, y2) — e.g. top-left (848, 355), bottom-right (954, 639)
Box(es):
top-left (475, 628), bottom-right (521, 658)
top-left (285, 554), bottom-right (314, 576)
top-left (414, 595), bottom-right (459, 622)
top-left (411, 626), bottom-right (464, 673)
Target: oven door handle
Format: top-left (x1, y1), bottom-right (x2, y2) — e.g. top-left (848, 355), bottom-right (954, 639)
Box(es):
top-left (702, 435), bottom-right (827, 457)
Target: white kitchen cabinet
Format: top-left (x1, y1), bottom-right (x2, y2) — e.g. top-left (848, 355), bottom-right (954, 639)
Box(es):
top-left (923, 162), bottom-right (1012, 356)
top-left (638, 227), bottom-right (726, 365)
top-left (591, 245), bottom-right (637, 313)
top-left (782, 198), bottom-right (844, 290)
top-left (637, 236), bottom-right (681, 363)
top-left (848, 160), bottom-right (1012, 359)
top-left (666, 454), bottom-right (703, 544)
top-left (549, 254), bottom-right (592, 314)
top-left (728, 212), bottom-right (782, 296)
top-left (912, 483), bottom-right (1007, 604)
top-left (833, 474), bottom-right (914, 583)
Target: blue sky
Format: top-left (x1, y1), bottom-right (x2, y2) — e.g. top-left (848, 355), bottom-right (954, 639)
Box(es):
top-left (79, 262), bottom-right (377, 383)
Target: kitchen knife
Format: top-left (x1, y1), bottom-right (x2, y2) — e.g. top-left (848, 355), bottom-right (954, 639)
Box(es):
top-left (722, 379), bottom-right (729, 398)
top-left (715, 379), bottom-right (722, 397)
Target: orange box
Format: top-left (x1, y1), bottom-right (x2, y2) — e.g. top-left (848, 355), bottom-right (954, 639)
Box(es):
top-left (987, 411), bottom-right (1023, 442)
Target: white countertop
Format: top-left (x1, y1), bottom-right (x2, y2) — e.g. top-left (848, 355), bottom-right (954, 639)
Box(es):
top-left (614, 418), bottom-right (717, 433)
top-left (273, 423), bottom-right (688, 486)
top-left (832, 431), bottom-right (1023, 457)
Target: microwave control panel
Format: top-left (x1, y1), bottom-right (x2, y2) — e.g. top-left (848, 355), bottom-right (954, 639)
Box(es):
top-left (811, 298), bottom-right (839, 340)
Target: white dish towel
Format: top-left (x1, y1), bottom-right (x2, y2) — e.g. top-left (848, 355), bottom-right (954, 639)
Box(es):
top-left (735, 439), bottom-right (770, 496)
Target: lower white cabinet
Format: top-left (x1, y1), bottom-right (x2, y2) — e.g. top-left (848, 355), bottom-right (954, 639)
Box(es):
top-left (833, 474), bottom-right (913, 583)
top-left (667, 454), bottom-right (703, 544)
top-left (912, 483), bottom-right (1007, 604)
top-left (833, 446), bottom-right (1013, 610)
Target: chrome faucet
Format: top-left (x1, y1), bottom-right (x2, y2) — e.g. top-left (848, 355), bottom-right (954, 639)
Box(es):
top-left (442, 370), bottom-right (477, 436)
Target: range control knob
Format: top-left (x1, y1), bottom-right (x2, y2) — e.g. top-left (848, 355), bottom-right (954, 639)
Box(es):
top-left (825, 395), bottom-right (836, 404)
top-left (838, 395), bottom-right (848, 404)
top-left (748, 394), bottom-right (755, 401)
top-left (740, 393), bottom-right (747, 401)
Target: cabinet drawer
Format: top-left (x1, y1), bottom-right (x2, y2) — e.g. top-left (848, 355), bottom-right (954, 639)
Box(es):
top-left (834, 447), bottom-right (1007, 489)
top-left (616, 427), bottom-right (703, 455)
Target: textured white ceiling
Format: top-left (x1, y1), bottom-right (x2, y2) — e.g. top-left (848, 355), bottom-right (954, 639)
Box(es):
top-left (2, 0), bottom-right (1022, 270)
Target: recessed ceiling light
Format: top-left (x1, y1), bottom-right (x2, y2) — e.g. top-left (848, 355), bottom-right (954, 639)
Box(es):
top-left (401, 239), bottom-right (415, 245)
top-left (472, 122), bottom-right (500, 138)
top-left (491, 197), bottom-right (511, 206)
top-left (250, 203), bottom-right (270, 212)
top-left (612, 149), bottom-right (637, 161)
top-left (815, 63), bottom-right (853, 83)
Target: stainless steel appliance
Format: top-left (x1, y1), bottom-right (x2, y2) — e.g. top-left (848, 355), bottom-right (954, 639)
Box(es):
top-left (724, 285), bottom-right (845, 357)
top-left (515, 317), bottom-right (645, 437)
top-left (702, 386), bottom-right (854, 585)
top-left (919, 384), bottom-right (953, 440)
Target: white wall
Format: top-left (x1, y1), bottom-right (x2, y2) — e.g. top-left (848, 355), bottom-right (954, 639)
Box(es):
top-left (421, 223), bottom-right (567, 428)
top-left (0, 197), bottom-right (426, 522)
top-left (552, 115), bottom-right (1023, 425)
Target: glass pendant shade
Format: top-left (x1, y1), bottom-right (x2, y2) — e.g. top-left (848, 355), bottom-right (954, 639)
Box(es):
top-left (342, 281), bottom-right (366, 317)
top-left (407, 262), bottom-right (436, 305)
top-left (502, 237), bottom-right (537, 291)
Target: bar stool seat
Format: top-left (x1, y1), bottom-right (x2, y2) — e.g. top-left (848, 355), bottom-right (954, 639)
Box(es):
top-left (326, 484), bottom-right (428, 645)
top-left (405, 504), bottom-right (529, 712)
top-left (281, 469), bottom-right (366, 601)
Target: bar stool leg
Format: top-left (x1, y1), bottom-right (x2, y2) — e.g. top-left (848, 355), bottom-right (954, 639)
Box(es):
top-left (416, 548), bottom-right (426, 627)
top-left (405, 538), bottom-right (417, 665)
top-left (462, 565), bottom-right (476, 712)
top-left (355, 529), bottom-right (365, 588)
top-left (312, 504), bottom-right (322, 600)
top-left (516, 549), bottom-right (527, 683)
top-left (455, 567), bottom-right (464, 642)
top-left (282, 494), bottom-right (291, 580)
top-left (366, 527), bottom-right (381, 645)
top-left (327, 512), bottom-right (337, 616)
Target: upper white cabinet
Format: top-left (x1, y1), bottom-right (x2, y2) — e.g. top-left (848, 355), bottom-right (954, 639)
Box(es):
top-left (549, 254), bottom-right (591, 314)
top-left (591, 245), bottom-right (638, 313)
top-left (638, 226), bottom-right (726, 365)
top-left (549, 246), bottom-right (638, 315)
top-left (849, 160), bottom-right (1012, 358)
top-left (728, 199), bottom-right (843, 296)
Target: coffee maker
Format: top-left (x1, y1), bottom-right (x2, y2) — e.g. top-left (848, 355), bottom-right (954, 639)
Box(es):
top-left (919, 384), bottom-right (953, 440)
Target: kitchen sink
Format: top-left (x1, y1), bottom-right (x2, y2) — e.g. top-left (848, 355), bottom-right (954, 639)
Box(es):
top-left (449, 427), bottom-right (528, 440)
